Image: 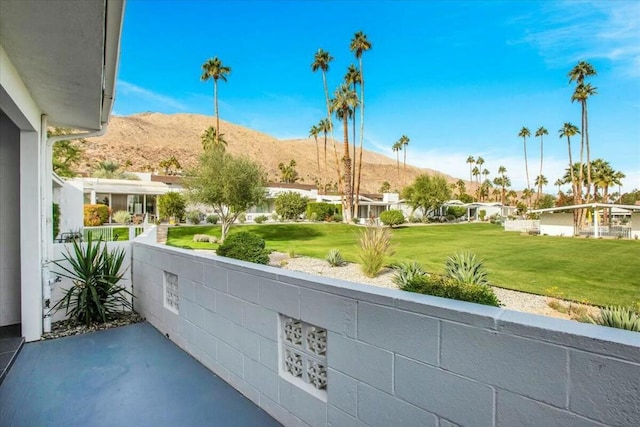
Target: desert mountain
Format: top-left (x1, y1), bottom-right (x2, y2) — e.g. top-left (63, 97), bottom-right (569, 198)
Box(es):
top-left (81, 112), bottom-right (461, 194)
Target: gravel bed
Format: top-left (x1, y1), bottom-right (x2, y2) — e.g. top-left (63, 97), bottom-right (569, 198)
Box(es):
top-left (270, 252), bottom-right (595, 320)
top-left (42, 311), bottom-right (145, 340)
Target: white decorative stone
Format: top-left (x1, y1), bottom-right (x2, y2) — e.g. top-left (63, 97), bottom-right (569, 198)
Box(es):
top-left (307, 360), bottom-right (327, 390)
top-left (284, 318), bottom-right (303, 346)
top-left (285, 349), bottom-right (303, 377)
top-left (164, 271), bottom-right (179, 314)
top-left (306, 327), bottom-right (327, 356)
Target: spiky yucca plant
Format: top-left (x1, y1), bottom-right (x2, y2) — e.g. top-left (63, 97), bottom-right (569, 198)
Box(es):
top-left (593, 306), bottom-right (639, 332)
top-left (358, 226), bottom-right (393, 277)
top-left (326, 248), bottom-right (345, 267)
top-left (392, 261), bottom-right (426, 288)
top-left (445, 252), bottom-right (489, 286)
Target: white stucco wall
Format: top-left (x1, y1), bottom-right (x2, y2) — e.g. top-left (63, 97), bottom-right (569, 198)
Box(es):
top-left (55, 180), bottom-right (84, 235)
top-left (540, 213), bottom-right (574, 237)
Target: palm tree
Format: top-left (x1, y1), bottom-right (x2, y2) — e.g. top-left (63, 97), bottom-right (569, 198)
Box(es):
top-left (535, 126), bottom-right (548, 197)
top-left (518, 127), bottom-right (532, 204)
top-left (312, 49), bottom-right (342, 193)
top-left (350, 31), bottom-right (372, 220)
top-left (466, 155), bottom-right (475, 183)
top-left (392, 141), bottom-right (402, 176)
top-left (401, 135), bottom-right (410, 170)
top-left (201, 57), bottom-right (231, 147)
top-left (456, 179), bottom-right (466, 197)
top-left (344, 64), bottom-right (361, 208)
top-left (534, 175), bottom-right (548, 207)
top-left (554, 179), bottom-right (564, 194)
top-left (559, 123), bottom-right (580, 204)
top-left (318, 118), bottom-right (331, 172)
top-left (472, 166), bottom-right (480, 200)
top-left (201, 126), bottom-right (227, 151)
top-left (497, 165), bottom-right (508, 204)
top-left (331, 83), bottom-right (359, 221)
top-left (476, 157), bottom-right (485, 188)
top-left (572, 82), bottom-right (598, 202)
top-left (309, 124), bottom-right (321, 173)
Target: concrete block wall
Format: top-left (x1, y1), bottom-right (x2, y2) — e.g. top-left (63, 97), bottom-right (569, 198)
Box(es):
top-left (132, 241), bottom-right (640, 427)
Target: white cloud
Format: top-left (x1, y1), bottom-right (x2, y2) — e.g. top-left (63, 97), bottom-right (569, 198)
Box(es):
top-left (516, 1), bottom-right (640, 78)
top-left (118, 81), bottom-right (188, 111)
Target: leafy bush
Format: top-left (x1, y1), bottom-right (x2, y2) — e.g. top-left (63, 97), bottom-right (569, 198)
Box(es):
top-left (379, 210), bottom-right (405, 227)
top-left (193, 234), bottom-right (212, 243)
top-left (271, 212), bottom-right (280, 221)
top-left (275, 192), bottom-right (308, 220)
top-left (306, 202), bottom-right (341, 221)
top-left (392, 261), bottom-right (426, 288)
top-left (590, 305), bottom-right (639, 332)
top-left (53, 203), bottom-right (61, 240)
top-left (401, 274), bottom-right (500, 307)
top-left (113, 210), bottom-right (131, 224)
top-left (358, 226), bottom-right (394, 277)
top-left (51, 234), bottom-right (132, 326)
top-left (206, 214), bottom-right (219, 224)
top-left (408, 215), bottom-right (421, 223)
top-left (83, 204), bottom-right (109, 226)
top-left (186, 210), bottom-right (201, 224)
top-left (158, 192), bottom-right (186, 222)
top-left (326, 248), bottom-right (345, 267)
top-left (332, 214), bottom-right (343, 223)
top-left (216, 231), bottom-right (269, 264)
top-left (445, 252), bottom-right (489, 286)
top-left (254, 215), bottom-right (268, 224)
top-left (309, 212), bottom-right (318, 222)
top-left (447, 206), bottom-right (467, 218)
top-left (479, 209), bottom-right (487, 220)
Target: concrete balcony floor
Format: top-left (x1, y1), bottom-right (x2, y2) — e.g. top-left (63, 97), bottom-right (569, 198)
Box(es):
top-left (0, 322), bottom-right (280, 426)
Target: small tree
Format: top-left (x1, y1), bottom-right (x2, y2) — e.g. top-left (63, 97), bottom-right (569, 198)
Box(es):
top-left (379, 209), bottom-right (405, 227)
top-left (184, 149), bottom-right (265, 241)
top-left (158, 192), bottom-right (186, 222)
top-left (379, 181), bottom-right (391, 193)
top-left (402, 174), bottom-right (452, 218)
top-left (278, 160), bottom-right (300, 183)
top-left (275, 192), bottom-right (308, 221)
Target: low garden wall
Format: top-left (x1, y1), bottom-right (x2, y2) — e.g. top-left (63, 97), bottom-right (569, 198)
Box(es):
top-left (131, 240), bottom-right (639, 427)
top-left (504, 219), bottom-right (540, 233)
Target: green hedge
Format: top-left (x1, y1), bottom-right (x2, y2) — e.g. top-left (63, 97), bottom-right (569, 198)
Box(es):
top-left (401, 274), bottom-right (500, 307)
top-left (306, 202), bottom-right (342, 221)
top-left (216, 231), bottom-right (269, 264)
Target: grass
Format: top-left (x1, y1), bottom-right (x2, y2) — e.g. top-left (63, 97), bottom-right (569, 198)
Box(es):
top-left (166, 223), bottom-right (640, 307)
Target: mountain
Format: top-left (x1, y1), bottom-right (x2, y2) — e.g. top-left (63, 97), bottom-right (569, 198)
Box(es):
top-left (81, 112), bottom-right (460, 193)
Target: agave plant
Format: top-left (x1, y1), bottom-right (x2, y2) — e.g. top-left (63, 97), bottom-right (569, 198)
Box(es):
top-left (51, 234), bottom-right (132, 326)
top-left (326, 248), bottom-right (345, 267)
top-left (592, 306), bottom-right (640, 332)
top-left (445, 251), bottom-right (489, 286)
top-left (392, 261), bottom-right (426, 289)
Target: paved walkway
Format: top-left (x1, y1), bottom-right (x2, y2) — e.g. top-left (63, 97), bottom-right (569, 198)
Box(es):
top-left (0, 323), bottom-right (280, 427)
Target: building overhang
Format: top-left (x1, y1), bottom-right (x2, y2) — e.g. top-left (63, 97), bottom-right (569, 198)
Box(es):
top-left (0, 0), bottom-right (125, 130)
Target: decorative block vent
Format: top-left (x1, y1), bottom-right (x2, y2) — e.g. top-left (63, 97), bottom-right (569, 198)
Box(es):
top-left (164, 271), bottom-right (179, 314)
top-left (280, 316), bottom-right (327, 399)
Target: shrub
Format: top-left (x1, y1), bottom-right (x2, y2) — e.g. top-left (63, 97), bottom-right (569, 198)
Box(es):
top-left (84, 204), bottom-right (109, 226)
top-left (113, 210), bottom-right (131, 224)
top-left (590, 305), bottom-right (640, 332)
top-left (306, 202), bottom-right (341, 221)
top-left (445, 252), bottom-right (489, 286)
top-left (379, 210), bottom-right (405, 227)
top-left (447, 206), bottom-right (467, 218)
top-left (254, 215), bottom-right (268, 224)
top-left (332, 214), bottom-right (343, 223)
top-left (275, 192), bottom-right (308, 220)
top-left (53, 203), bottom-right (61, 240)
top-left (238, 212), bottom-right (247, 223)
top-left (392, 261), bottom-right (426, 288)
top-left (358, 226), bottom-right (394, 277)
top-left (193, 234), bottom-right (212, 243)
top-left (206, 214), bottom-right (219, 224)
top-left (209, 236), bottom-right (218, 244)
top-left (479, 209), bottom-right (487, 220)
top-left (309, 212), bottom-right (318, 222)
top-left (271, 212), bottom-right (280, 221)
top-left (51, 234), bottom-right (132, 326)
top-left (408, 215), bottom-right (421, 223)
top-left (158, 192), bottom-right (186, 222)
top-left (186, 210), bottom-right (201, 224)
top-left (326, 249), bottom-right (345, 267)
top-left (401, 274), bottom-right (500, 307)
top-left (216, 231), bottom-right (269, 264)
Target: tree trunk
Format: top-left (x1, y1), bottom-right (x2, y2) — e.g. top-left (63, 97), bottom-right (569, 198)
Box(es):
top-left (220, 217), bottom-right (231, 243)
top-left (523, 137), bottom-right (530, 207)
top-left (342, 112), bottom-right (352, 222)
top-left (354, 60), bottom-right (365, 222)
top-left (323, 71), bottom-right (343, 195)
top-left (585, 100), bottom-right (592, 203)
top-left (214, 79), bottom-right (220, 147)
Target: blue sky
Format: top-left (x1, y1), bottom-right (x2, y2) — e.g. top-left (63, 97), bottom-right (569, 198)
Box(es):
top-left (114, 0), bottom-right (640, 193)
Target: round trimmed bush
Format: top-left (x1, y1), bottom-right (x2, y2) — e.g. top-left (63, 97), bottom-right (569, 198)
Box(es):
top-left (379, 209), bottom-right (405, 227)
top-left (216, 231), bottom-right (269, 264)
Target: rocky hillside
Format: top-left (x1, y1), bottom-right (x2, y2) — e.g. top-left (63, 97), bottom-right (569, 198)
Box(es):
top-left (81, 112), bottom-right (461, 193)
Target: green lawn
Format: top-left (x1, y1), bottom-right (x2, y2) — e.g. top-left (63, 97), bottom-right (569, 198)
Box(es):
top-left (166, 223), bottom-right (640, 307)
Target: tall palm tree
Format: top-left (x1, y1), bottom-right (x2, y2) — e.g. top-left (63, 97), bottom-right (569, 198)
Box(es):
top-left (318, 118), bottom-right (332, 172)
top-left (535, 126), bottom-right (548, 195)
top-left (331, 84), bottom-right (359, 221)
top-left (309, 124), bottom-right (321, 173)
top-left (456, 179), bottom-right (466, 197)
top-left (518, 127), bottom-right (532, 204)
top-left (559, 122), bottom-right (580, 204)
top-left (497, 165), bottom-right (508, 204)
top-left (534, 175), bottom-right (548, 207)
top-left (554, 179), bottom-right (564, 194)
top-left (344, 64), bottom-right (362, 208)
top-left (201, 126), bottom-right (227, 151)
top-left (476, 157), bottom-right (485, 187)
top-left (392, 141), bottom-right (402, 176)
top-left (401, 135), bottom-right (410, 170)
top-left (466, 156), bottom-right (475, 186)
top-left (201, 57), bottom-right (231, 147)
top-left (350, 31), bottom-right (372, 220)
top-left (472, 166), bottom-right (480, 200)
top-left (572, 82), bottom-right (598, 202)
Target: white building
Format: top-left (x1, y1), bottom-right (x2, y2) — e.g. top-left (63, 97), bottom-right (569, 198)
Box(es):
top-left (0, 0), bottom-right (125, 341)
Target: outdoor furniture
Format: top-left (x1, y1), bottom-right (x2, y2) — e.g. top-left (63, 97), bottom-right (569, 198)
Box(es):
top-left (54, 232), bottom-right (83, 243)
